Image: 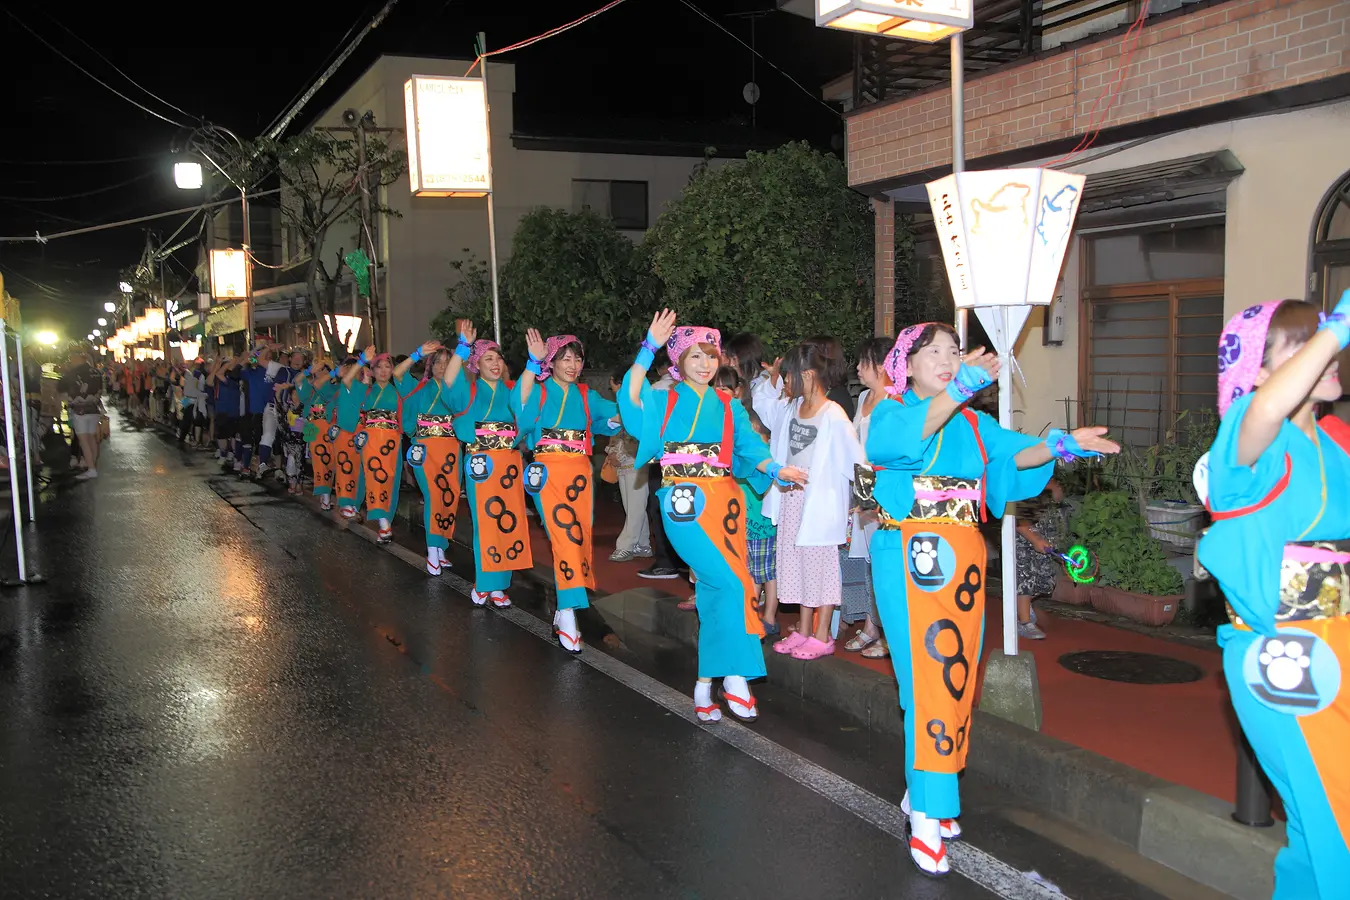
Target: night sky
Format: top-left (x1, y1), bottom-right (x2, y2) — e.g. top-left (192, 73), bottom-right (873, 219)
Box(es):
top-left (0, 0), bottom-right (851, 341)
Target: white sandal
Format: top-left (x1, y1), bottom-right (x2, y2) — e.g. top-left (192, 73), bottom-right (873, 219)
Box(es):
top-left (844, 629), bottom-right (879, 652)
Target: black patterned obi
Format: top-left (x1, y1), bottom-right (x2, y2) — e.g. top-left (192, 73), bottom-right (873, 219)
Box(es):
top-left (1230, 539), bottom-right (1350, 628)
top-left (469, 420), bottom-right (517, 452)
top-left (853, 466), bottom-right (981, 530)
top-left (660, 442), bottom-right (729, 486)
top-left (536, 428), bottom-right (587, 455)
top-left (414, 413), bottom-right (456, 439)
top-left (307, 404), bottom-right (327, 421)
top-left (359, 409), bottom-right (399, 431)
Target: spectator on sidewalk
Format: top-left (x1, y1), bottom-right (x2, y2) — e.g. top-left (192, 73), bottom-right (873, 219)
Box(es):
top-left (606, 367), bottom-right (650, 562)
top-left (1014, 479), bottom-right (1066, 640)
top-left (58, 348), bottom-right (105, 481)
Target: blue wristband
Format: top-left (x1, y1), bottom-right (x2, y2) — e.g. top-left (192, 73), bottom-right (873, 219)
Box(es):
top-left (1046, 428), bottom-right (1099, 463)
top-left (636, 346), bottom-right (656, 371)
top-left (945, 379), bottom-right (975, 404)
top-left (454, 341), bottom-right (472, 361)
top-left (410, 347), bottom-right (424, 363)
top-left (766, 461), bottom-right (791, 486)
top-left (1319, 311), bottom-right (1350, 350)
top-left (357, 351), bottom-right (369, 366)
top-left (526, 359), bottom-right (543, 377)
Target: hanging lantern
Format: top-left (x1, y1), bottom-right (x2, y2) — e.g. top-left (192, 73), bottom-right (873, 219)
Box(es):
top-left (815, 0), bottom-right (973, 42)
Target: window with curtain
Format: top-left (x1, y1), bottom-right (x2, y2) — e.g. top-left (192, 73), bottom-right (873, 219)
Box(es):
top-left (1081, 224), bottom-right (1225, 445)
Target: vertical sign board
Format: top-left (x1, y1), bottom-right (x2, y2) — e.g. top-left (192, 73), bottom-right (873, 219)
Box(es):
top-left (404, 75), bottom-right (492, 198)
top-left (210, 249), bottom-right (249, 300)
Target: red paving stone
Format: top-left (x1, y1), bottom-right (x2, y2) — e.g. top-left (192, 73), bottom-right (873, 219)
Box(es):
top-left (516, 491), bottom-right (1243, 804)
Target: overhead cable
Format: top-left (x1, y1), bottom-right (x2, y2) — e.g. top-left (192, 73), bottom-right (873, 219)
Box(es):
top-left (0, 190), bottom-right (280, 243)
top-left (1, 8), bottom-right (189, 128)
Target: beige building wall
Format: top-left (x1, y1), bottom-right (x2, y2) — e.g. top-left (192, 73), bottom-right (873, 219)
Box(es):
top-left (1012, 99), bottom-right (1350, 436)
top-left (308, 55), bottom-right (722, 352)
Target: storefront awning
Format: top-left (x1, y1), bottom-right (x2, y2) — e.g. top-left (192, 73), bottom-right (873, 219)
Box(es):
top-left (1075, 151), bottom-right (1244, 229)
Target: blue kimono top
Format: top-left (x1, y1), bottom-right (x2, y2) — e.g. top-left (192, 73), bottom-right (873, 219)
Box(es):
top-left (296, 379), bottom-right (338, 421)
top-left (335, 378), bottom-right (403, 431)
top-left (515, 377), bottom-right (618, 452)
top-left (398, 374), bottom-right (458, 436)
top-left (1197, 393), bottom-right (1350, 632)
top-left (435, 374), bottom-right (519, 444)
top-left (866, 390), bottom-right (1052, 520)
top-left (618, 374), bottom-right (772, 495)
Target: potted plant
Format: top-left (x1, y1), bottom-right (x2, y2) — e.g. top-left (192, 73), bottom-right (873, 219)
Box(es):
top-left (1069, 490), bottom-right (1185, 626)
top-left (1139, 409), bottom-right (1217, 549)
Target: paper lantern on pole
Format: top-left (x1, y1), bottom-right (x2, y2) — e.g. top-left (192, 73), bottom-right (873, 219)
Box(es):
top-left (143, 307), bottom-right (166, 335)
top-left (210, 249), bottom-right (249, 300)
top-left (403, 75), bottom-right (491, 198)
top-left (815, 0), bottom-right (973, 42)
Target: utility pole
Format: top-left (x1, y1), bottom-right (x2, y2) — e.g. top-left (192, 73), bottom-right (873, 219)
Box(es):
top-left (353, 111), bottom-right (380, 350)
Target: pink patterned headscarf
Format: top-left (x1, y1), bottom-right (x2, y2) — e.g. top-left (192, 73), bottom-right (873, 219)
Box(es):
top-left (538, 334), bottom-right (581, 382)
top-left (1217, 302), bottom-right (1280, 417)
top-left (883, 322), bottom-right (944, 396)
top-left (466, 339), bottom-right (501, 375)
top-left (666, 326), bottom-right (722, 382)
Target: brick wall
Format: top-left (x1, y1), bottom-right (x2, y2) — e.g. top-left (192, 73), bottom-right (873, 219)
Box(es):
top-left (847, 0), bottom-right (1350, 187)
top-left (874, 197), bottom-right (895, 337)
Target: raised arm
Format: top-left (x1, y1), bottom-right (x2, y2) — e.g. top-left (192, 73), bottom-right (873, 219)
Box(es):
top-left (517, 328), bottom-right (547, 410)
top-left (628, 309), bottom-right (677, 409)
top-left (1237, 290), bottom-right (1350, 465)
top-left (395, 340), bottom-right (442, 381)
top-left (343, 345), bottom-right (374, 388)
top-left (444, 320), bottom-right (475, 388)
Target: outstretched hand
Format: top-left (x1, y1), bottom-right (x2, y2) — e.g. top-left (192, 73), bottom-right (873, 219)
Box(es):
top-left (525, 328), bottom-right (546, 361)
top-left (961, 347), bottom-right (1000, 383)
top-left (648, 309), bottom-right (678, 347)
top-left (419, 340), bottom-right (443, 356)
top-left (458, 320), bottom-right (478, 345)
top-left (1069, 426), bottom-right (1121, 456)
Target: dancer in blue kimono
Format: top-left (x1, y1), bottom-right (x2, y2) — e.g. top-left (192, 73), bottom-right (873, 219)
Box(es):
top-left (620, 310), bottom-right (806, 721)
top-left (399, 345), bottom-right (461, 576)
top-left (866, 322), bottom-right (1118, 876)
top-left (1196, 293), bottom-right (1350, 900)
top-left (441, 320), bottom-right (533, 609)
top-left (296, 359), bottom-right (339, 510)
top-left (516, 328), bottom-right (619, 653)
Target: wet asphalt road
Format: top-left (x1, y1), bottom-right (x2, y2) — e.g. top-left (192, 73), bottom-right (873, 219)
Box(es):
top-left (0, 418), bottom-right (1205, 900)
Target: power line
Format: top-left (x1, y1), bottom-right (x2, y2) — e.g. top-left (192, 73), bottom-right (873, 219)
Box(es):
top-left (36, 9), bottom-right (201, 124)
top-left (0, 171), bottom-right (156, 203)
top-left (1, 7), bottom-right (189, 128)
top-left (469, 0), bottom-right (630, 69)
top-left (266, 0), bottom-right (403, 139)
top-left (0, 189), bottom-right (280, 243)
top-left (261, 4), bottom-right (372, 137)
top-left (672, 0), bottom-right (842, 120)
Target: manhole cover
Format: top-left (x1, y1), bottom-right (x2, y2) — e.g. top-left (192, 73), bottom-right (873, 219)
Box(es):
top-left (1058, 651), bottom-right (1204, 684)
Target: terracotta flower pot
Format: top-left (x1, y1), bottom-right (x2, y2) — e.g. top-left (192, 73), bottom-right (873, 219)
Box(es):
top-left (1051, 572), bottom-right (1095, 607)
top-left (1089, 584), bottom-right (1181, 626)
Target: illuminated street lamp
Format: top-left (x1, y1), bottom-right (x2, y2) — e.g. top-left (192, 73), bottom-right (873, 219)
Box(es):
top-left (816, 0), bottom-right (973, 42)
top-left (174, 124), bottom-right (253, 338)
top-left (104, 302), bottom-right (116, 313)
top-left (118, 282), bottom-right (133, 294)
top-left (92, 329), bottom-right (101, 337)
top-left (173, 161), bottom-right (204, 190)
top-left (35, 331), bottom-right (57, 347)
top-left (97, 318), bottom-right (107, 327)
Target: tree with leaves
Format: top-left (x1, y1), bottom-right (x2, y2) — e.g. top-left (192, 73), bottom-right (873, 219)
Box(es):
top-left (237, 132), bottom-right (406, 357)
top-left (643, 141), bottom-right (873, 355)
top-left (432, 209), bottom-right (658, 370)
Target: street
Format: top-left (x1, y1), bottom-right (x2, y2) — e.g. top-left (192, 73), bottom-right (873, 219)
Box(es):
top-left (0, 418), bottom-right (1209, 900)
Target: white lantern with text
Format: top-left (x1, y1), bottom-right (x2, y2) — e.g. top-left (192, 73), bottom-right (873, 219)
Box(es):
top-left (329, 315), bottom-right (363, 353)
top-left (403, 75), bottom-right (491, 198)
top-left (210, 249), bottom-right (249, 300)
top-left (816, 0), bottom-right (973, 42)
top-left (926, 167), bottom-right (1085, 351)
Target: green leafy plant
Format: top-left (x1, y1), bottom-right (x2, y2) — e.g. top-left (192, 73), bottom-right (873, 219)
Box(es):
top-left (1070, 491), bottom-right (1184, 596)
top-left (431, 252), bottom-right (498, 346)
top-left (643, 141), bottom-right (872, 355)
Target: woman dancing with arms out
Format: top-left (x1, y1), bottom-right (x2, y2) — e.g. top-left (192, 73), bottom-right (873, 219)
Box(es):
top-left (620, 311), bottom-right (807, 722)
top-left (296, 357), bottom-right (339, 510)
top-left (342, 341), bottom-right (441, 543)
top-left (516, 328), bottom-right (619, 653)
top-left (439, 320), bottom-right (533, 607)
top-left (1196, 293), bottom-right (1350, 900)
top-left (865, 323), bottom-right (1118, 877)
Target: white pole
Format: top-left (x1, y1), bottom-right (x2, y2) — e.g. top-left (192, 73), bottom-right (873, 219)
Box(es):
top-left (0, 322), bottom-right (26, 582)
top-left (13, 335), bottom-right (35, 522)
top-left (478, 40), bottom-right (503, 347)
top-left (999, 306), bottom-right (1019, 657)
top-left (951, 35), bottom-right (967, 349)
